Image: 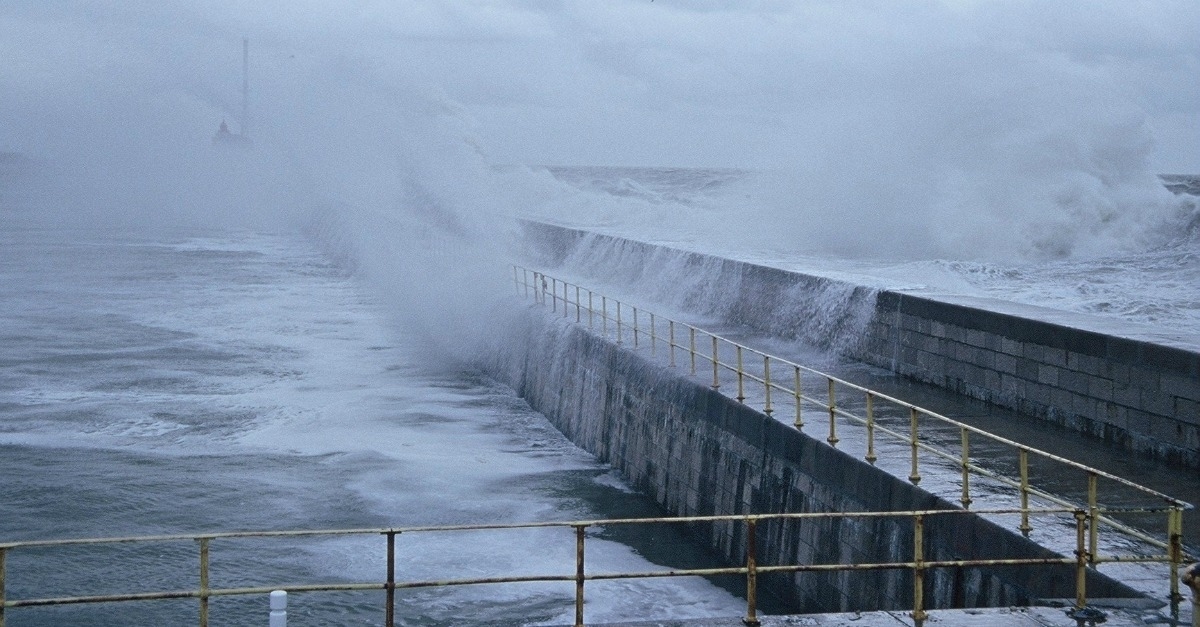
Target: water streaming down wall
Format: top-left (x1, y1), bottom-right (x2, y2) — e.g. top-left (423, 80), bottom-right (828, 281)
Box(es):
top-left (486, 306), bottom-right (1142, 612)
top-left (522, 222), bottom-right (1200, 470)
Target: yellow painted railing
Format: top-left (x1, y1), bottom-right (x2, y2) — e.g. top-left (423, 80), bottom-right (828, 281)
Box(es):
top-left (0, 507), bottom-right (1162, 626)
top-left (513, 266), bottom-right (1194, 600)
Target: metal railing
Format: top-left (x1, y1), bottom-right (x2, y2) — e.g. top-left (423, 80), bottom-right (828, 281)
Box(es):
top-left (0, 508), bottom-right (1157, 626)
top-left (513, 266), bottom-right (1194, 601)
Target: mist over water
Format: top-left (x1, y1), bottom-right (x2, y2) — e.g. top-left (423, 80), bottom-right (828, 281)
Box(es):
top-left (2, 3), bottom-right (1198, 624)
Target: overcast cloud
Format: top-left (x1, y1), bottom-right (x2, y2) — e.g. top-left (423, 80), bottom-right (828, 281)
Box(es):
top-left (1, 1), bottom-right (1196, 262)
top-left (2, 1), bottom-right (1196, 170)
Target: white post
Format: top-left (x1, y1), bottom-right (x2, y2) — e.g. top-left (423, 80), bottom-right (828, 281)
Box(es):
top-left (269, 590), bottom-right (287, 627)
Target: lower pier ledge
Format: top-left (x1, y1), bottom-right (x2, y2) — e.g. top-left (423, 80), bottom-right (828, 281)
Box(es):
top-left (574, 603), bottom-right (1189, 626)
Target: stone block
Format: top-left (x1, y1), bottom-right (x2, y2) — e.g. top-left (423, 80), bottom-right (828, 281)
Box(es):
top-left (1162, 374), bottom-right (1200, 404)
top-left (1037, 364), bottom-right (1060, 386)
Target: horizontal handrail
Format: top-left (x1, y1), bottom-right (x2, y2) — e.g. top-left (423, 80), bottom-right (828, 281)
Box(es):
top-left (513, 266), bottom-right (1193, 603)
top-left (0, 507), bottom-right (1155, 626)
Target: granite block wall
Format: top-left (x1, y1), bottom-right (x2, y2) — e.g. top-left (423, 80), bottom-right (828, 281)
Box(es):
top-left (490, 310), bottom-right (1141, 612)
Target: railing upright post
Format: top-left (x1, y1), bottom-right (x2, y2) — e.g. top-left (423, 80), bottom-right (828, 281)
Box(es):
top-left (1074, 510), bottom-right (1089, 614)
top-left (551, 278), bottom-right (557, 312)
top-left (826, 379), bottom-right (838, 447)
top-left (1087, 472), bottom-right (1098, 565)
top-left (1019, 449), bottom-right (1032, 535)
top-left (908, 408), bottom-right (920, 485)
top-left (744, 519), bottom-right (760, 627)
top-left (763, 356), bottom-right (773, 415)
top-left (711, 336), bottom-right (720, 390)
top-left (736, 345), bottom-right (745, 402)
top-left (633, 307), bottom-right (639, 348)
top-left (385, 531), bottom-right (396, 627)
top-left (602, 296), bottom-right (608, 336)
top-left (793, 366), bottom-right (803, 430)
top-left (669, 321), bottom-right (676, 367)
top-left (960, 428), bottom-right (972, 509)
top-left (563, 281), bottom-right (569, 318)
top-left (650, 313), bottom-right (656, 356)
top-left (912, 514), bottom-right (926, 622)
top-left (689, 327), bottom-right (697, 376)
top-left (575, 285), bottom-right (581, 322)
top-left (588, 291), bottom-right (594, 329)
top-left (1, 546), bottom-right (6, 627)
top-left (616, 301), bottom-right (623, 344)
top-left (574, 525), bottom-right (587, 627)
top-left (198, 537), bottom-right (210, 627)
top-left (865, 393), bottom-right (877, 465)
top-left (1170, 506), bottom-right (1184, 603)
top-left (523, 268), bottom-right (528, 298)
top-left (513, 266), bottom-right (519, 295)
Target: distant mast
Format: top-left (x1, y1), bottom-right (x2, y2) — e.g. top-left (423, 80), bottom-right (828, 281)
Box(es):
top-left (213, 37), bottom-right (253, 148)
top-left (241, 37), bottom-right (249, 137)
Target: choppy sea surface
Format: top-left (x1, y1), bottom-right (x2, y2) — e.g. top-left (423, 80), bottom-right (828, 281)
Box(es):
top-left (0, 157), bottom-right (747, 624)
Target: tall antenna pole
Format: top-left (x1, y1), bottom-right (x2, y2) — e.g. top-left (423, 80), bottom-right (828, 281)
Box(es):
top-left (241, 38), bottom-right (250, 137)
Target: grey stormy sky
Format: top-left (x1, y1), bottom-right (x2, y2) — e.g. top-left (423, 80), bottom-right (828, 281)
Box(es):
top-left (1, 0), bottom-right (1197, 172)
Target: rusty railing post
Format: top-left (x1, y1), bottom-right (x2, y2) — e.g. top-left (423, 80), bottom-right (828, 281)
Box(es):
top-left (601, 296), bottom-right (608, 336)
top-left (793, 366), bottom-right (803, 430)
top-left (575, 525), bottom-right (587, 627)
top-left (616, 301), bottom-right (623, 344)
top-left (763, 356), bottom-right (773, 415)
top-left (1019, 449), bottom-right (1031, 536)
top-left (960, 428), bottom-right (972, 509)
top-left (736, 345), bottom-right (745, 402)
top-left (711, 336), bottom-right (720, 390)
top-left (1170, 506), bottom-right (1184, 603)
top-left (669, 320), bottom-right (676, 367)
top-left (912, 514), bottom-right (926, 622)
top-left (908, 408), bottom-right (921, 485)
top-left (1075, 510), bottom-right (1088, 612)
top-left (1, 546), bottom-right (6, 627)
top-left (632, 307), bottom-right (639, 347)
top-left (198, 537), bottom-right (210, 627)
top-left (1087, 472), bottom-right (1099, 565)
top-left (385, 531), bottom-right (396, 627)
top-left (743, 519), bottom-right (760, 626)
top-left (689, 327), bottom-right (697, 376)
top-left (826, 379), bottom-right (838, 447)
top-left (650, 313), bottom-right (656, 356)
top-left (865, 392), bottom-right (877, 465)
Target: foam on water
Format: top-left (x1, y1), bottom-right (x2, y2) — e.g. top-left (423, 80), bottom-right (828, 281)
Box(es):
top-left (0, 226), bottom-right (745, 625)
top-left (528, 167), bottom-right (1200, 342)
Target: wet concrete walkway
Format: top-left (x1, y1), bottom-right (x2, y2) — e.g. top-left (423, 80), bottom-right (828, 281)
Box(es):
top-left (581, 603), bottom-right (1193, 626)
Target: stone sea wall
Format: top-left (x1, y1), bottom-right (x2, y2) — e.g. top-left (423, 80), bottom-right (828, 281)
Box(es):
top-left (488, 309), bottom-right (1141, 612)
top-left (522, 222), bottom-right (1200, 469)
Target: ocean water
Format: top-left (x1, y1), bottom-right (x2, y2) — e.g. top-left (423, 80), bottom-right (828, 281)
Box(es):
top-left (3, 155), bottom-right (1197, 625)
top-left (0, 219), bottom-right (748, 625)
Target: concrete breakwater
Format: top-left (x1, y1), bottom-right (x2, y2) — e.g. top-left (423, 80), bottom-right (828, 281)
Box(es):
top-left (488, 309), bottom-right (1141, 613)
top-left (522, 222), bottom-right (1200, 470)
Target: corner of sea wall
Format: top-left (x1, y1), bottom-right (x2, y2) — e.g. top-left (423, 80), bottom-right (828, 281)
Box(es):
top-left (519, 221), bottom-right (1200, 470)
top-left (487, 304), bottom-right (1144, 613)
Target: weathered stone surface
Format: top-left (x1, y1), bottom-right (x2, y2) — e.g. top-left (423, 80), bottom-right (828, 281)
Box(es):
top-left (490, 311), bottom-right (1142, 614)
top-left (521, 222), bottom-right (1200, 469)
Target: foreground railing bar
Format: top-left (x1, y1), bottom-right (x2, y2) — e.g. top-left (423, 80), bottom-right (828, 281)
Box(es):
top-left (2, 508), bottom-right (1090, 552)
top-left (6, 583), bottom-right (387, 609)
top-left (512, 267), bottom-right (1191, 511)
top-left (5, 551), bottom-right (1094, 612)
